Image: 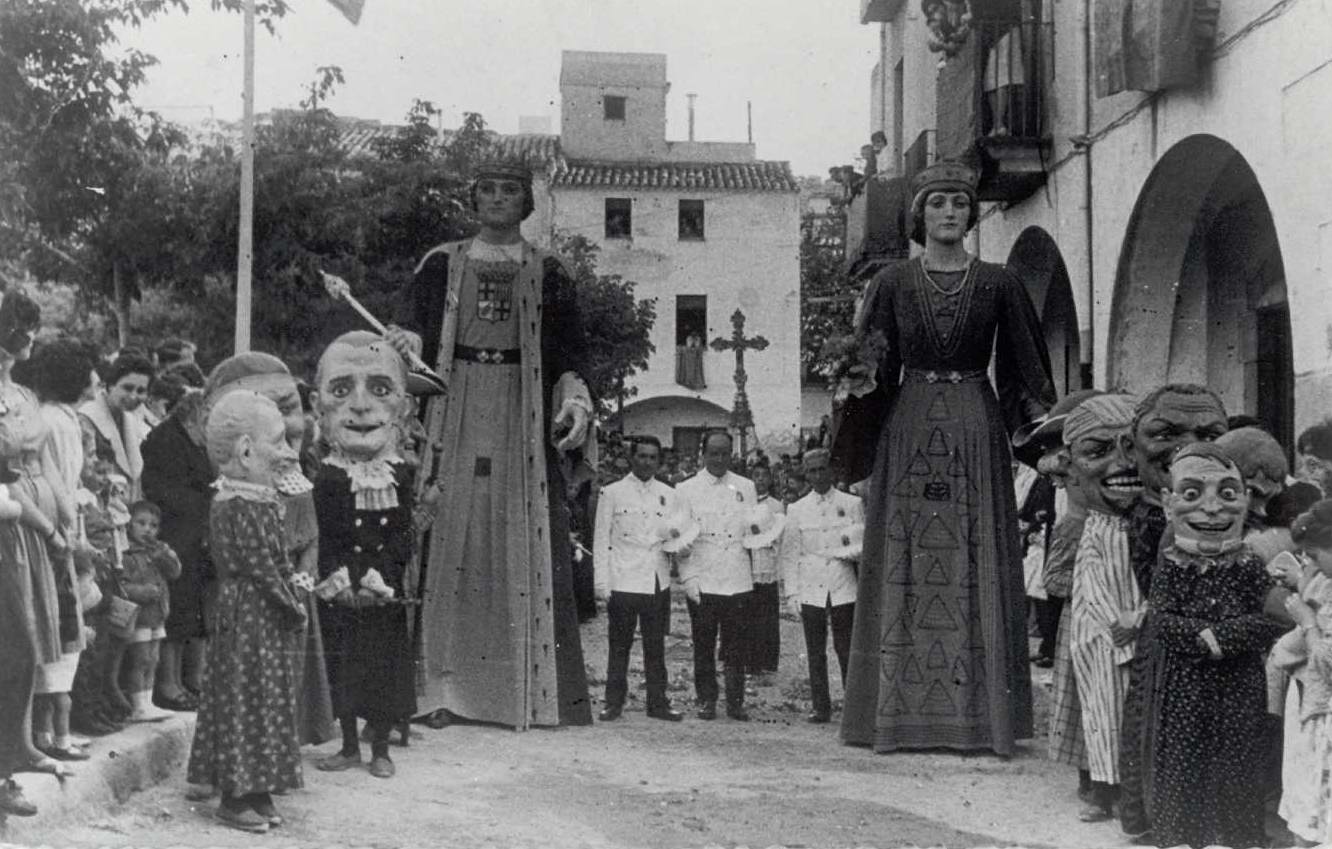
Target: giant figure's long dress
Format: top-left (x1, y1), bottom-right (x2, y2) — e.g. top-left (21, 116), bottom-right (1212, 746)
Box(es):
top-left (835, 258), bottom-right (1054, 755)
top-left (408, 240), bottom-right (592, 728)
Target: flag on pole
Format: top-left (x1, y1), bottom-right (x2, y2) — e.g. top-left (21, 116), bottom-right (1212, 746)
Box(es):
top-left (326, 0), bottom-right (365, 25)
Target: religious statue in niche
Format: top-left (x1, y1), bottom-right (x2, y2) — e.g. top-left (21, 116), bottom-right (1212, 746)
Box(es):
top-left (922, 0), bottom-right (973, 56)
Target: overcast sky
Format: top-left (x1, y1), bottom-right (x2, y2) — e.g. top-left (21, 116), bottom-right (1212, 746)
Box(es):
top-left (121, 0), bottom-right (878, 177)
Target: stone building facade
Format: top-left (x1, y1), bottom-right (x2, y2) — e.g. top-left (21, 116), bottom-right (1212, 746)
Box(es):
top-left (853, 0), bottom-right (1332, 447)
top-left (505, 51), bottom-right (803, 457)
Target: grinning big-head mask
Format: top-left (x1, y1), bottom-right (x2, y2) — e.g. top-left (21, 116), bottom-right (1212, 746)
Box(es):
top-left (1165, 442), bottom-right (1248, 555)
top-left (313, 331), bottom-right (410, 462)
top-left (1123, 384), bottom-right (1228, 505)
top-left (1063, 394), bottom-right (1142, 516)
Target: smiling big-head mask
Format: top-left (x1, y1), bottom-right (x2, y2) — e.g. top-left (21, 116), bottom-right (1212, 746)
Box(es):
top-left (314, 331), bottom-right (410, 463)
top-left (1063, 393), bottom-right (1142, 516)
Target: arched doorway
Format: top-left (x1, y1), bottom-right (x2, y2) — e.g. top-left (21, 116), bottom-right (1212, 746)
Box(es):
top-left (1108, 134), bottom-right (1293, 450)
top-left (609, 395), bottom-right (732, 459)
top-left (1006, 226), bottom-right (1083, 396)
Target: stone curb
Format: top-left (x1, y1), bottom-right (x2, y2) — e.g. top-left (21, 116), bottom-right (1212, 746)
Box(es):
top-left (5, 713), bottom-right (195, 833)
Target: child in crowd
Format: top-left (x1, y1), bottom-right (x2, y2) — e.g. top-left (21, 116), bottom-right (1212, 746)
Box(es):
top-left (67, 459), bottom-right (126, 735)
top-left (186, 390), bottom-right (305, 833)
top-left (106, 472), bottom-right (131, 562)
top-left (95, 464), bottom-right (139, 720)
top-left (1149, 442), bottom-right (1283, 848)
top-left (117, 500), bottom-right (181, 722)
top-left (1275, 500), bottom-right (1332, 845)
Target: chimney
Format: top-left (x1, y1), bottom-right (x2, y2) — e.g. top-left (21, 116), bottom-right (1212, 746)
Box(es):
top-left (687, 93), bottom-right (697, 141)
top-left (747, 100), bottom-right (753, 144)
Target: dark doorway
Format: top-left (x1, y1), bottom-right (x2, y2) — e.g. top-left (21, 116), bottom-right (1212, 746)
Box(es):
top-left (1257, 304), bottom-right (1295, 457)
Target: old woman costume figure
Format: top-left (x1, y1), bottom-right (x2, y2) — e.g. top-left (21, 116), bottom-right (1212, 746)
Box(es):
top-left (388, 159), bottom-right (594, 729)
top-left (833, 160), bottom-right (1055, 755)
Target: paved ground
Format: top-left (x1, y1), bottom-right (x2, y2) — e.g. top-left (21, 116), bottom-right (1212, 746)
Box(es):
top-left (7, 596), bottom-right (1139, 849)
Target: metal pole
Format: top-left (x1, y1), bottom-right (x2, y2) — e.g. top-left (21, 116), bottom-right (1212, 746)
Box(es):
top-left (234, 0), bottom-right (256, 353)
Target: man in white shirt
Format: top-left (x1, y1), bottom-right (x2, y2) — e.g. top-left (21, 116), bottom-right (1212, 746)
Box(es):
top-left (779, 449), bottom-right (863, 723)
top-left (676, 432), bottom-right (757, 721)
top-left (592, 437), bottom-right (684, 722)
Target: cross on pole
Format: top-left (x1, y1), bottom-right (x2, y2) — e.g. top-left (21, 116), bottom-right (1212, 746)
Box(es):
top-left (711, 308), bottom-right (769, 461)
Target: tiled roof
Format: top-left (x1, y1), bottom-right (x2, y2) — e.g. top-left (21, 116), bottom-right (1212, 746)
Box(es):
top-left (552, 160), bottom-right (799, 193)
top-left (333, 122), bottom-right (453, 157)
top-left (490, 134), bottom-right (563, 168)
top-left (330, 124), bottom-right (797, 193)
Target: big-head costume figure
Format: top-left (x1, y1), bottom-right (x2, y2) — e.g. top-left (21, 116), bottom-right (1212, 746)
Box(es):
top-left (1115, 383), bottom-right (1227, 838)
top-left (311, 332), bottom-right (417, 779)
top-left (1062, 394), bottom-right (1144, 821)
top-left (389, 159), bottom-right (593, 728)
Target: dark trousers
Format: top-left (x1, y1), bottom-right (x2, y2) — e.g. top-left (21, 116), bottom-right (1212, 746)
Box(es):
top-left (800, 601), bottom-right (855, 715)
top-left (604, 585), bottom-right (671, 710)
top-left (1033, 595), bottom-right (1065, 660)
top-left (745, 581), bottom-right (781, 673)
top-left (686, 591), bottom-right (750, 707)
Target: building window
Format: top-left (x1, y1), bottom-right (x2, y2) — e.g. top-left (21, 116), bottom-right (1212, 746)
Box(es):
top-left (604, 95), bottom-right (626, 121)
top-left (675, 294), bottom-right (708, 390)
top-left (604, 198), bottom-right (632, 239)
top-left (678, 199), bottom-right (705, 241)
top-left (676, 295), bottom-right (707, 346)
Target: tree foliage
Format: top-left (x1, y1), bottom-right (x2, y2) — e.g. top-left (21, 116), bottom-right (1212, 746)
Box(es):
top-left (553, 233), bottom-right (657, 417)
top-left (2, 9), bottom-right (658, 398)
top-left (800, 203), bottom-right (858, 382)
top-left (0, 0), bottom-right (289, 343)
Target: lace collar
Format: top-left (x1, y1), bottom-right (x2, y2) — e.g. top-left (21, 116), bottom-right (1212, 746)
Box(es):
top-left (1165, 539), bottom-right (1245, 573)
top-left (213, 475), bottom-right (280, 504)
top-left (323, 452), bottom-right (403, 510)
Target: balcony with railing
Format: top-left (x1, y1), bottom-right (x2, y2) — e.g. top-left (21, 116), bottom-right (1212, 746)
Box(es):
top-left (844, 173), bottom-right (910, 281)
top-left (935, 17), bottom-right (1053, 203)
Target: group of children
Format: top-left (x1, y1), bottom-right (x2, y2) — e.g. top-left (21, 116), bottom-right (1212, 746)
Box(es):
top-left (1018, 383), bottom-right (1332, 847)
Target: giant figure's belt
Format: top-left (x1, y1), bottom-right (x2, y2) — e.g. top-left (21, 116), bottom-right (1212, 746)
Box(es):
top-left (902, 368), bottom-right (988, 384)
top-left (454, 344), bottom-right (521, 365)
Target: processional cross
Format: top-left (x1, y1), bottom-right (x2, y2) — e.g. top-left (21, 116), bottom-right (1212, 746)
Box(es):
top-left (711, 309), bottom-right (769, 460)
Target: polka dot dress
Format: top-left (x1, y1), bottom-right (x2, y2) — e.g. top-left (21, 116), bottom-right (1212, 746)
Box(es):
top-left (1149, 546), bottom-right (1281, 848)
top-left (187, 494), bottom-right (304, 797)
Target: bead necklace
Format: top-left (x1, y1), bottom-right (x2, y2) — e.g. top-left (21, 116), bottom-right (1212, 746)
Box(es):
top-left (919, 257), bottom-right (972, 297)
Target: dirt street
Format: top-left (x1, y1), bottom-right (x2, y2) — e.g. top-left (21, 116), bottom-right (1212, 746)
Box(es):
top-left (10, 596), bottom-right (1133, 849)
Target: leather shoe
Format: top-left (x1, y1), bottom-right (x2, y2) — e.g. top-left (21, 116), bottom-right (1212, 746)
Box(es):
top-left (369, 755), bottom-right (395, 779)
top-left (0, 780), bottom-right (37, 817)
top-left (806, 711), bottom-right (831, 724)
top-left (646, 706), bottom-right (683, 722)
top-left (726, 705), bottom-right (750, 722)
top-left (315, 751), bottom-right (361, 772)
top-left (598, 705), bottom-right (623, 722)
top-left (215, 803), bottom-right (269, 834)
top-left (696, 702), bottom-right (717, 721)
top-left (418, 709), bottom-right (453, 729)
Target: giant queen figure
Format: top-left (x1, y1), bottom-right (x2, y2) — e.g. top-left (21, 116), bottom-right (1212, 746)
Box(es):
top-left (832, 161), bottom-right (1055, 755)
top-left (387, 161), bottom-right (593, 729)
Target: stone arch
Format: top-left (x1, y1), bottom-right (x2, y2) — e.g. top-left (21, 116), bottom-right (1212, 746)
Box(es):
top-left (609, 395), bottom-right (732, 457)
top-left (1108, 134), bottom-right (1292, 448)
top-left (1006, 226), bottom-right (1082, 396)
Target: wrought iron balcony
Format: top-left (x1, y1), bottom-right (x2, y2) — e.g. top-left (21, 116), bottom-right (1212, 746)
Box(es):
top-left (844, 174), bottom-right (910, 281)
top-left (935, 18), bottom-right (1053, 203)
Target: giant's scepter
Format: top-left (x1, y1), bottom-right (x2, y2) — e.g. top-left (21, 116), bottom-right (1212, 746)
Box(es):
top-left (320, 270), bottom-right (447, 397)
